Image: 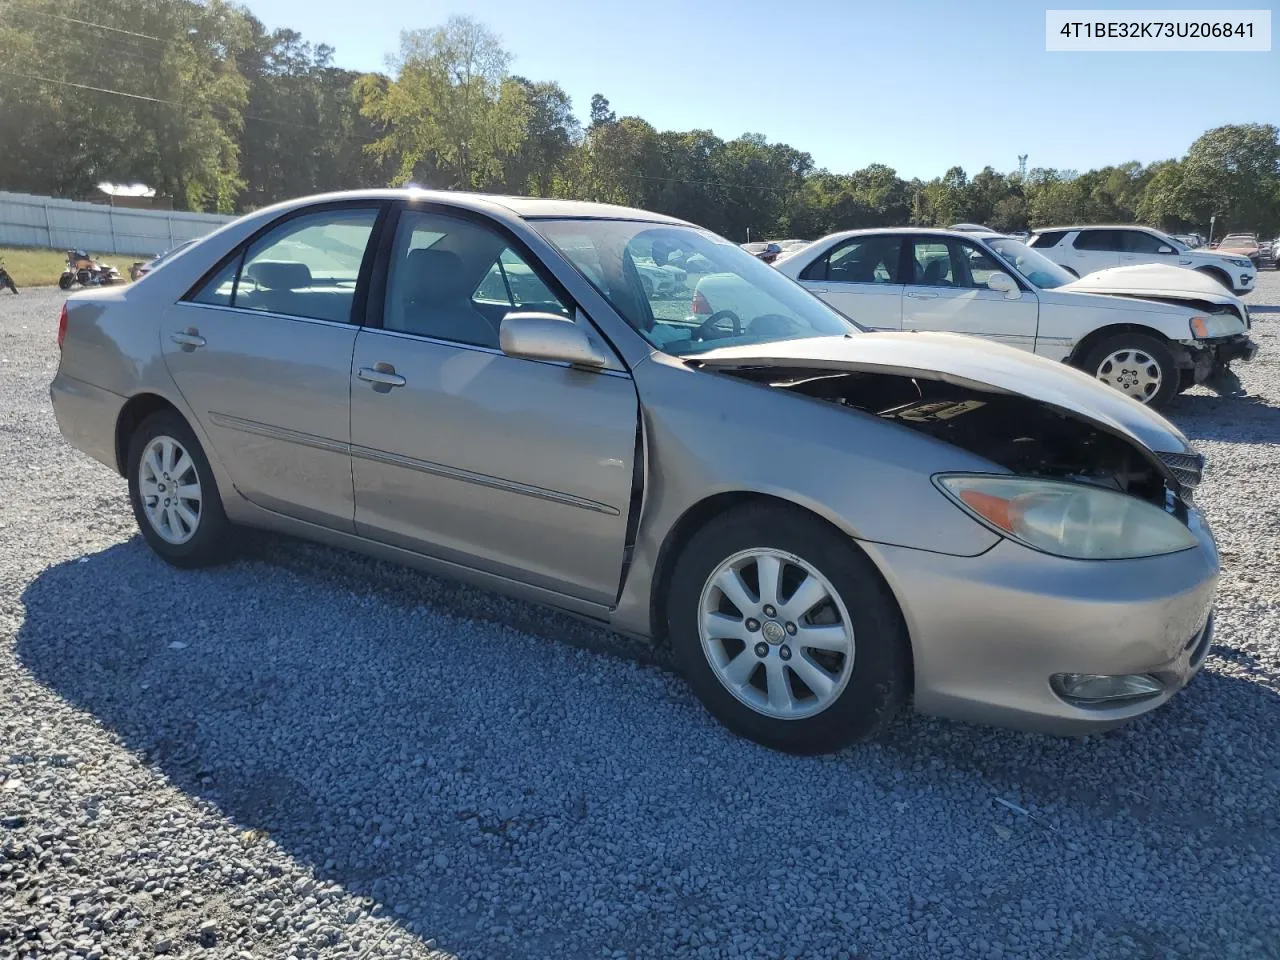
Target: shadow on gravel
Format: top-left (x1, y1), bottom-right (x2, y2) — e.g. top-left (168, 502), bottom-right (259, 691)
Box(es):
top-left (16, 532), bottom-right (1280, 957)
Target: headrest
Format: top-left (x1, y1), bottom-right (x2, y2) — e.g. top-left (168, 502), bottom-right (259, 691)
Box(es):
top-left (401, 248), bottom-right (472, 303)
top-left (246, 260), bottom-right (312, 291)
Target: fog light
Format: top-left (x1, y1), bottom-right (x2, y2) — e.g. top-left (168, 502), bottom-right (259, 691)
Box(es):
top-left (1051, 673), bottom-right (1164, 704)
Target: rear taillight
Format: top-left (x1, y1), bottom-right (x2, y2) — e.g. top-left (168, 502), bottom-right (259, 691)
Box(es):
top-left (691, 290), bottom-right (712, 316)
top-left (57, 304), bottom-right (68, 350)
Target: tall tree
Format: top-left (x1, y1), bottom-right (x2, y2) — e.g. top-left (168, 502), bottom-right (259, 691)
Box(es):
top-left (359, 16), bottom-right (527, 189)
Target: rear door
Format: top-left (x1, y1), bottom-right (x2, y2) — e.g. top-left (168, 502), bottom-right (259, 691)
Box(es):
top-left (163, 203), bottom-right (383, 531)
top-left (901, 236), bottom-right (1038, 350)
top-left (1067, 229), bottom-right (1122, 275)
top-left (796, 234), bottom-right (905, 330)
top-left (348, 206), bottom-right (639, 606)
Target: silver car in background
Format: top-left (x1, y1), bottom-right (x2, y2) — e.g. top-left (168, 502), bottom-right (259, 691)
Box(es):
top-left (51, 190), bottom-right (1219, 754)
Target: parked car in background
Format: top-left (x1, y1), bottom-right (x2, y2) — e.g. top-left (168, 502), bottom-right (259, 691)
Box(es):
top-left (1028, 225), bottom-right (1255, 295)
top-left (129, 238), bottom-right (199, 281)
top-left (759, 227), bottom-right (1255, 407)
top-left (1172, 233), bottom-right (1202, 249)
top-left (1214, 233), bottom-right (1262, 267)
top-left (50, 188), bottom-right (1220, 754)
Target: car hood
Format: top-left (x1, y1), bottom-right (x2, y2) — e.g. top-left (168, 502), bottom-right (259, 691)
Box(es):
top-left (691, 332), bottom-right (1192, 456)
top-left (1060, 264), bottom-right (1237, 303)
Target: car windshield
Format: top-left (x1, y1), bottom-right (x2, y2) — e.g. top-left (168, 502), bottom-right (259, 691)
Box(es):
top-left (1221, 235), bottom-right (1255, 246)
top-left (984, 237), bottom-right (1078, 289)
top-left (533, 218), bottom-right (858, 355)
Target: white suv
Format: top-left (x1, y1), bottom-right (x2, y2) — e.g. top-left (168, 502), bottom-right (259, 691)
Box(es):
top-left (1029, 225), bottom-right (1255, 295)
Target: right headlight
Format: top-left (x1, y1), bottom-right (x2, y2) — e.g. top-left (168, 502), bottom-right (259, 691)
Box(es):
top-left (935, 474), bottom-right (1198, 560)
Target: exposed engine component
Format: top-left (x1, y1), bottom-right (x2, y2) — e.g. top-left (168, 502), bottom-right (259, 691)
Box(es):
top-left (720, 368), bottom-right (1173, 508)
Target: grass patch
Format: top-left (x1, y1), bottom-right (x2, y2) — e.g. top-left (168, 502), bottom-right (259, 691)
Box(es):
top-left (0, 246), bottom-right (146, 288)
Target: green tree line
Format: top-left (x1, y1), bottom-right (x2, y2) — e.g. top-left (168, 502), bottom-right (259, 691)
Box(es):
top-left (2, 3), bottom-right (1277, 239)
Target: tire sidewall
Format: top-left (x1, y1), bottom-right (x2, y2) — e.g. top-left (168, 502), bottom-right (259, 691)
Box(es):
top-left (667, 505), bottom-right (908, 754)
top-left (127, 412), bottom-right (230, 567)
top-left (1083, 332), bottom-right (1179, 409)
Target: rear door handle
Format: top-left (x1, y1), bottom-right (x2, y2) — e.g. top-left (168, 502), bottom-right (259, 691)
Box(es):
top-left (358, 364), bottom-right (406, 388)
top-left (170, 330), bottom-right (206, 349)
top-left (906, 291), bottom-right (938, 300)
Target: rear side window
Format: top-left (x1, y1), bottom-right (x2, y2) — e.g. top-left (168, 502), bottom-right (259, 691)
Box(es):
top-left (190, 257), bottom-right (238, 307)
top-left (826, 236), bottom-right (904, 283)
top-left (1073, 230), bottom-right (1122, 251)
top-left (1028, 230), bottom-right (1067, 249)
top-left (187, 206), bottom-right (379, 323)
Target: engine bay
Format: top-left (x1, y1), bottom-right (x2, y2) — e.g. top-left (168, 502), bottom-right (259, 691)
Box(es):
top-left (722, 367), bottom-right (1172, 507)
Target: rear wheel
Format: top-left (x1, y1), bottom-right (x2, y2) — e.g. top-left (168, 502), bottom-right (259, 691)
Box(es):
top-left (127, 411), bottom-right (232, 567)
top-left (667, 503), bottom-right (910, 754)
top-left (1082, 333), bottom-right (1178, 408)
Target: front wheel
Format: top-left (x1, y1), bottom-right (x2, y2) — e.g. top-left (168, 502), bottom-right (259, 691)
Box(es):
top-left (667, 503), bottom-right (910, 754)
top-left (58, 273), bottom-right (74, 290)
top-left (127, 411), bottom-right (233, 567)
top-left (1082, 333), bottom-right (1178, 408)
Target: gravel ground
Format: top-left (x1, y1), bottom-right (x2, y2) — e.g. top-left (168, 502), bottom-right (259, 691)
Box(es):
top-left (2, 278), bottom-right (1279, 960)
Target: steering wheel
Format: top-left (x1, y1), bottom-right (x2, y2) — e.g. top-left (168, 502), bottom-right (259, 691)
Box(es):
top-left (694, 309), bottom-right (744, 341)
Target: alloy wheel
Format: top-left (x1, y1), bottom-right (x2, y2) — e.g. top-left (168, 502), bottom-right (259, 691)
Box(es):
top-left (137, 434), bottom-right (202, 544)
top-left (1096, 348), bottom-right (1162, 403)
top-left (698, 548), bottom-right (855, 720)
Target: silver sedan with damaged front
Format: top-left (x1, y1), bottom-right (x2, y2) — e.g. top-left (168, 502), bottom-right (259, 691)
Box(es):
top-left (50, 189), bottom-right (1219, 755)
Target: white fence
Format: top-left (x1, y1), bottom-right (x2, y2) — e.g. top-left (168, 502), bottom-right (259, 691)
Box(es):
top-left (0, 190), bottom-right (235, 256)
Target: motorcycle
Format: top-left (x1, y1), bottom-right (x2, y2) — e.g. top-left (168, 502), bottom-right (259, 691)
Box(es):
top-left (0, 259), bottom-right (17, 295)
top-left (58, 249), bottom-right (122, 290)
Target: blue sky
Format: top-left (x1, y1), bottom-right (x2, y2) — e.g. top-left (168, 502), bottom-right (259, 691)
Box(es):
top-left (246, 0), bottom-right (1277, 180)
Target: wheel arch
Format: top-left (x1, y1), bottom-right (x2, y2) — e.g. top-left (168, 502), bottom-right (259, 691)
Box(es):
top-left (114, 393), bottom-right (184, 476)
top-left (1067, 322), bottom-right (1181, 369)
top-left (1194, 264), bottom-right (1232, 288)
top-left (647, 491), bottom-right (915, 691)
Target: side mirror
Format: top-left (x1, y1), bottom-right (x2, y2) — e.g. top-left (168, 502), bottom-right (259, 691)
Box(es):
top-left (986, 271), bottom-right (1020, 298)
top-left (499, 312), bottom-right (610, 370)
top-left (1158, 245), bottom-right (1175, 254)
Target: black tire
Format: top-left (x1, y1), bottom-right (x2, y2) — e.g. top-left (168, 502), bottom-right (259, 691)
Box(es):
top-left (126, 411), bottom-right (233, 568)
top-left (1081, 332), bottom-right (1179, 409)
top-left (1177, 369), bottom-right (1197, 394)
top-left (667, 503), bottom-right (910, 754)
top-left (1195, 266), bottom-right (1232, 291)
top-left (58, 273), bottom-right (74, 290)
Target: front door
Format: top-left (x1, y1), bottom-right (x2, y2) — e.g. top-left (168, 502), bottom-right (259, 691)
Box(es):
top-left (349, 207), bottom-right (639, 605)
top-left (901, 237), bottom-right (1039, 351)
top-left (162, 204), bottom-right (382, 530)
top-left (797, 234), bottom-right (905, 330)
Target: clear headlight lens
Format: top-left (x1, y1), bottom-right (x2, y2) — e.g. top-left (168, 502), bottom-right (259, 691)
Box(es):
top-left (1228, 257), bottom-right (1252, 268)
top-left (936, 475), bottom-right (1199, 560)
top-left (1189, 314), bottom-right (1242, 338)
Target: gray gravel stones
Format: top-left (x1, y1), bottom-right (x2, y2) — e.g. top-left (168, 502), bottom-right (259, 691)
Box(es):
top-left (3, 280), bottom-right (1280, 959)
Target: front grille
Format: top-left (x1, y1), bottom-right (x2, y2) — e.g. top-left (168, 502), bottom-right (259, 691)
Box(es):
top-left (1158, 450), bottom-right (1204, 498)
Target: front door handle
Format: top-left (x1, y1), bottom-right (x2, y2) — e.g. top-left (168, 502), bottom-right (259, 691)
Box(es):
top-left (358, 363), bottom-right (406, 389)
top-left (170, 329), bottom-right (206, 349)
top-left (906, 291), bottom-right (939, 300)
top-left (806, 287), bottom-right (829, 294)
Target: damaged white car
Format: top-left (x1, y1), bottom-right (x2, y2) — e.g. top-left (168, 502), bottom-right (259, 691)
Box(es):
top-left (715, 228), bottom-right (1258, 408)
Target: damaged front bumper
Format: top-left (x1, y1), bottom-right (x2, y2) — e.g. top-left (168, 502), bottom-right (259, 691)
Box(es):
top-left (1178, 333), bottom-right (1259, 383)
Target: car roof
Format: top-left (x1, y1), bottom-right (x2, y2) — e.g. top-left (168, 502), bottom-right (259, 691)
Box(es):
top-left (1032, 224), bottom-right (1159, 233)
top-left (802, 226), bottom-right (1009, 244)
top-left (253, 188), bottom-right (691, 225)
